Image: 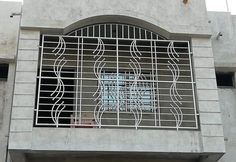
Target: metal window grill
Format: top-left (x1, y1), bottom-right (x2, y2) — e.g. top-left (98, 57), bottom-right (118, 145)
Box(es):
top-left (67, 23), bottom-right (165, 40)
top-left (36, 25), bottom-right (197, 130)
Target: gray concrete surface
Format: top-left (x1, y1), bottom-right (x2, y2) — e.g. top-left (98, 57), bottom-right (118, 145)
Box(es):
top-left (0, 1), bottom-right (21, 162)
top-left (208, 12), bottom-right (236, 69)
top-left (218, 89), bottom-right (236, 162)
top-left (0, 1), bottom-right (21, 61)
top-left (208, 11), bottom-right (236, 162)
top-left (21, 0), bottom-right (211, 37)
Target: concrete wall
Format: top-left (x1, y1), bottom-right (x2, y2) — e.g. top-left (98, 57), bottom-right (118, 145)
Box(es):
top-left (208, 12), bottom-right (236, 162)
top-left (218, 89), bottom-right (236, 162)
top-left (208, 12), bottom-right (236, 69)
top-left (21, 0), bottom-right (211, 37)
top-left (0, 1), bottom-right (21, 162)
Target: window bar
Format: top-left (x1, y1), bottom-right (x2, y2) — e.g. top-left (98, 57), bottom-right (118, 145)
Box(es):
top-left (139, 28), bottom-right (141, 39)
top-left (150, 41), bottom-right (157, 126)
top-left (75, 37), bottom-right (80, 125)
top-left (87, 26), bottom-right (89, 37)
top-left (122, 24), bottom-right (124, 39)
top-left (116, 24), bottom-right (118, 39)
top-left (104, 24), bottom-right (107, 37)
top-left (187, 41), bottom-right (198, 129)
top-left (35, 35), bottom-right (45, 125)
top-left (99, 25), bottom-right (101, 37)
top-left (133, 26), bottom-right (135, 39)
top-left (154, 41), bottom-right (161, 126)
top-left (110, 24), bottom-right (113, 38)
top-left (145, 30), bottom-right (147, 40)
top-left (116, 38), bottom-right (120, 125)
top-left (79, 38), bottom-right (84, 124)
top-left (93, 26), bottom-right (95, 37)
top-left (128, 25), bottom-right (130, 39)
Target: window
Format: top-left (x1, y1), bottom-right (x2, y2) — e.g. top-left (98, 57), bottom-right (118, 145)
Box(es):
top-left (216, 72), bottom-right (234, 87)
top-left (35, 23), bottom-right (197, 130)
top-left (0, 64), bottom-right (9, 81)
top-left (101, 72), bottom-right (153, 112)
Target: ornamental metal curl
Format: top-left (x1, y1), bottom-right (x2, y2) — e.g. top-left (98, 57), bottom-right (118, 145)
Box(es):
top-left (93, 38), bottom-right (106, 127)
top-left (50, 36), bottom-right (67, 127)
top-left (129, 40), bottom-right (143, 128)
top-left (167, 41), bottom-right (183, 130)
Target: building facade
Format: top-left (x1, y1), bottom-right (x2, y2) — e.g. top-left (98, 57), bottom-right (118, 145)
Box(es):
top-left (0, 0), bottom-right (235, 162)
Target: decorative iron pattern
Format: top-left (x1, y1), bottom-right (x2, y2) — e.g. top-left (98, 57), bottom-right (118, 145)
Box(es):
top-left (35, 35), bottom-right (198, 130)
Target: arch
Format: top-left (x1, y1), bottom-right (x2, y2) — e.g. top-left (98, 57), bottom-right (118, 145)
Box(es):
top-left (63, 15), bottom-right (171, 39)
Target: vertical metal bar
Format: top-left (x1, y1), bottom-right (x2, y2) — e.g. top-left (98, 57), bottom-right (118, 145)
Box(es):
top-left (87, 27), bottom-right (89, 37)
top-left (36, 35), bottom-right (45, 125)
top-left (93, 26), bottom-right (95, 37)
top-left (79, 38), bottom-right (84, 124)
top-left (122, 24), bottom-right (124, 39)
top-left (151, 32), bottom-right (153, 40)
top-left (75, 37), bottom-right (80, 125)
top-left (133, 26), bottom-right (135, 39)
top-left (99, 25), bottom-right (101, 37)
top-left (154, 41), bottom-right (161, 126)
top-left (104, 24), bottom-right (107, 37)
top-left (110, 24), bottom-right (113, 38)
top-left (150, 41), bottom-right (157, 126)
top-left (128, 25), bottom-right (130, 39)
top-left (188, 41), bottom-right (198, 129)
top-left (125, 71), bottom-right (128, 111)
top-left (139, 28), bottom-right (141, 39)
top-left (116, 24), bottom-right (118, 38)
top-left (145, 30), bottom-right (147, 40)
top-left (116, 38), bottom-right (120, 126)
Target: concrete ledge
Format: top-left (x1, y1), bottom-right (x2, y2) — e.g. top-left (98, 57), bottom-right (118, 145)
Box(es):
top-left (30, 128), bottom-right (201, 153)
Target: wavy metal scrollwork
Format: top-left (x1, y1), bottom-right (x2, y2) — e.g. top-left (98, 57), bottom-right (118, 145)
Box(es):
top-left (129, 40), bottom-right (143, 128)
top-left (93, 38), bottom-right (107, 127)
top-left (50, 36), bottom-right (67, 127)
top-left (167, 41), bottom-right (183, 130)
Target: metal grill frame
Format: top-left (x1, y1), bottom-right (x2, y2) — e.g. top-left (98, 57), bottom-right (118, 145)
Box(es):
top-left (35, 33), bottom-right (198, 130)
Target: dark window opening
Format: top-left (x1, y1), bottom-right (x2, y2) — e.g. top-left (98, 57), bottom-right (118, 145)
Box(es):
top-left (216, 72), bottom-right (234, 87)
top-left (0, 64), bottom-right (9, 81)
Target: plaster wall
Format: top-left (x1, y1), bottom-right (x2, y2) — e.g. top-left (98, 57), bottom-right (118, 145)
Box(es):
top-left (208, 12), bottom-right (236, 69)
top-left (218, 89), bottom-right (236, 162)
top-left (0, 2), bottom-right (21, 162)
top-left (21, 0), bottom-right (210, 37)
top-left (208, 12), bottom-right (236, 162)
top-left (0, 2), bottom-right (21, 61)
